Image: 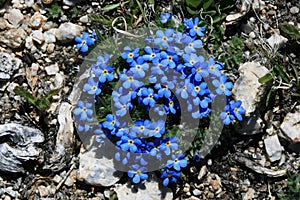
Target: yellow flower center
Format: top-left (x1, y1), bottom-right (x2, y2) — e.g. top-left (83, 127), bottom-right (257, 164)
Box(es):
top-left (234, 108), bottom-right (239, 113)
top-left (111, 120), bottom-right (115, 125)
top-left (162, 36), bottom-right (168, 41)
top-left (128, 53), bottom-right (134, 58)
top-left (167, 56), bottom-right (173, 61)
top-left (169, 101), bottom-right (174, 106)
top-left (210, 65), bottom-right (215, 70)
top-left (92, 86), bottom-right (97, 91)
top-left (194, 86), bottom-right (200, 92)
top-left (148, 94), bottom-right (153, 99)
top-left (136, 170), bottom-right (141, 175)
top-left (81, 40), bottom-right (87, 46)
top-left (103, 69), bottom-right (108, 74)
top-left (128, 76), bottom-right (134, 81)
top-left (82, 107), bottom-right (87, 112)
top-left (196, 68), bottom-right (201, 73)
top-left (166, 141), bottom-right (171, 146)
top-left (194, 26), bottom-right (199, 31)
top-left (128, 140), bottom-right (134, 145)
top-left (220, 84), bottom-right (225, 90)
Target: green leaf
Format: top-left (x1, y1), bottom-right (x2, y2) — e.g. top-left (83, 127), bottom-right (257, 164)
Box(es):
top-left (274, 65), bottom-right (291, 83)
top-left (90, 15), bottom-right (112, 25)
top-left (279, 23), bottom-right (300, 40)
top-left (291, 64), bottom-right (299, 87)
top-left (186, 0), bottom-right (203, 9)
top-left (102, 3), bottom-right (121, 11)
top-left (203, 0), bottom-right (214, 10)
top-left (259, 73), bottom-right (274, 84)
top-left (266, 88), bottom-right (273, 107)
top-left (186, 6), bottom-right (198, 15)
top-left (202, 10), bottom-right (217, 16)
top-left (35, 98), bottom-right (50, 111)
top-left (14, 86), bottom-right (36, 106)
top-left (43, 87), bottom-right (61, 101)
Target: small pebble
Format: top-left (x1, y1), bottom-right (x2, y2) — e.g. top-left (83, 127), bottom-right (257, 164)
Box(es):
top-left (207, 159), bottom-right (212, 166)
top-left (290, 6), bottom-right (299, 14)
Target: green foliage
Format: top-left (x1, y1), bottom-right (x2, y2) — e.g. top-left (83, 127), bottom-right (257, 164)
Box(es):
top-left (278, 172), bottom-right (300, 200)
top-left (46, 2), bottom-right (62, 18)
top-left (213, 34), bottom-right (245, 69)
top-left (14, 86), bottom-right (61, 111)
top-left (279, 23), bottom-right (300, 41)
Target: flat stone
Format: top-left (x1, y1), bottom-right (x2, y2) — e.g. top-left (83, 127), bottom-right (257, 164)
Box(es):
top-left (280, 111), bottom-right (300, 143)
top-left (0, 28), bottom-right (27, 48)
top-left (264, 134), bottom-right (282, 162)
top-left (77, 147), bottom-right (122, 187)
top-left (232, 62), bottom-right (270, 135)
top-left (5, 9), bottom-right (23, 27)
top-left (55, 22), bottom-right (83, 41)
top-left (243, 188), bottom-right (255, 200)
top-left (114, 176), bottom-right (173, 200)
top-left (32, 30), bottom-right (45, 44)
top-left (44, 29), bottom-right (57, 43)
top-left (45, 64), bottom-right (59, 75)
top-left (38, 185), bottom-right (49, 197)
top-left (266, 33), bottom-right (288, 49)
top-left (0, 52), bottom-right (22, 79)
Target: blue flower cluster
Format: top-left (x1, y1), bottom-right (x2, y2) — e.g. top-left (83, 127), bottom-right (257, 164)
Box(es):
top-left (74, 14), bottom-right (246, 186)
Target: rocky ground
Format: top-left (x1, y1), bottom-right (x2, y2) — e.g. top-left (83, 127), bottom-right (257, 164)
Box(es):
top-left (0, 0), bottom-right (299, 199)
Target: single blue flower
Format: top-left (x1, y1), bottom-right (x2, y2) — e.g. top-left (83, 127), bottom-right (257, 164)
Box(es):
top-left (131, 119), bottom-right (151, 136)
top-left (92, 65), bottom-right (114, 83)
top-left (83, 77), bottom-right (101, 95)
top-left (154, 29), bottom-right (174, 48)
top-left (148, 119), bottom-right (166, 138)
top-left (114, 97), bottom-right (133, 117)
top-left (143, 46), bottom-right (161, 63)
top-left (166, 154), bottom-right (187, 171)
top-left (121, 46), bottom-right (140, 63)
top-left (129, 56), bottom-right (149, 78)
top-left (184, 17), bottom-right (205, 37)
top-left (160, 13), bottom-right (172, 23)
top-left (117, 135), bottom-right (142, 153)
top-left (74, 101), bottom-right (93, 121)
top-left (207, 57), bottom-right (222, 77)
top-left (229, 100), bottom-right (246, 121)
top-left (161, 168), bottom-right (181, 186)
top-left (176, 80), bottom-right (192, 99)
top-left (164, 97), bottom-right (178, 114)
top-left (160, 51), bottom-right (179, 69)
top-left (137, 87), bottom-right (157, 107)
top-left (119, 70), bottom-right (144, 90)
top-left (188, 82), bottom-right (207, 97)
top-left (191, 61), bottom-right (209, 82)
top-left (155, 84), bottom-right (171, 98)
top-left (102, 114), bottom-right (119, 134)
top-left (159, 137), bottom-right (178, 155)
top-left (212, 75), bottom-right (233, 96)
top-left (75, 32), bottom-right (95, 53)
top-left (220, 104), bottom-right (235, 125)
top-left (128, 164), bottom-right (148, 184)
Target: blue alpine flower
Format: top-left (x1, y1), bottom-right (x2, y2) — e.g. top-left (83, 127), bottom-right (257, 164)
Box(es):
top-left (102, 114), bottom-right (119, 134)
top-left (74, 101), bottom-right (93, 121)
top-left (154, 29), bottom-right (174, 48)
top-left (129, 56), bottom-right (149, 78)
top-left (117, 135), bottom-right (142, 153)
top-left (220, 104), bottom-right (235, 125)
top-left (159, 137), bottom-right (178, 155)
top-left (212, 75), bottom-right (233, 96)
top-left (160, 13), bottom-right (172, 23)
top-left (75, 32), bottom-right (95, 53)
top-left (166, 154), bottom-right (187, 171)
top-left (184, 17), bottom-right (205, 37)
top-left (161, 168), bottom-right (181, 186)
top-left (128, 164), bottom-right (148, 184)
top-left (121, 46), bottom-right (140, 63)
top-left (83, 77), bottom-right (101, 95)
top-left (229, 100), bottom-right (246, 121)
